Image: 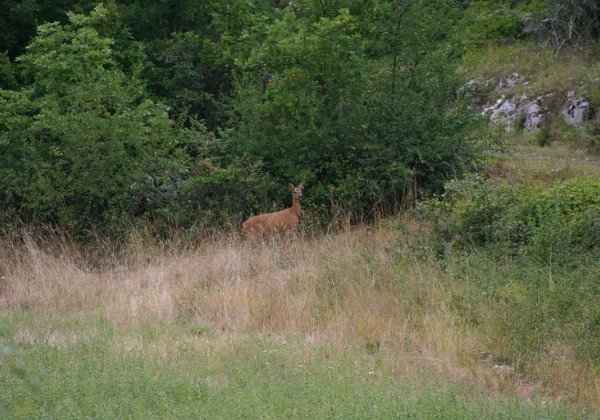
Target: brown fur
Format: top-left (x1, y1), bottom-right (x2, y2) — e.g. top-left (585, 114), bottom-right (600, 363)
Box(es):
top-left (243, 183), bottom-right (305, 241)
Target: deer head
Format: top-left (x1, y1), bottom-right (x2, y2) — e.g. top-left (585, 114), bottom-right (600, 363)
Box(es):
top-left (288, 182), bottom-right (305, 201)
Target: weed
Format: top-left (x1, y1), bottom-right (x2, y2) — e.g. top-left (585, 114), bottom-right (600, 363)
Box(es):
top-left (0, 227), bottom-right (597, 415)
top-left (536, 123), bottom-right (552, 147)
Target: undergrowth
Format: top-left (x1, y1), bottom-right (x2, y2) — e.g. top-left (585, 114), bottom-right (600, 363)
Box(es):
top-left (0, 227), bottom-right (597, 416)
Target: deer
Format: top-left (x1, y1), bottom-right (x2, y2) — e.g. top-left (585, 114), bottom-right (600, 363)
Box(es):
top-left (242, 182), bottom-right (305, 241)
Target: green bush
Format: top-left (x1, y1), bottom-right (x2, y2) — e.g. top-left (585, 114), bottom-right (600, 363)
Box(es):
top-left (0, 6), bottom-right (196, 238)
top-left (456, 4), bottom-right (523, 46)
top-left (512, 177), bottom-right (600, 260)
top-left (429, 175), bottom-right (600, 261)
top-left (423, 174), bottom-right (520, 248)
top-left (227, 3), bottom-right (479, 222)
top-left (0, 2), bottom-right (483, 236)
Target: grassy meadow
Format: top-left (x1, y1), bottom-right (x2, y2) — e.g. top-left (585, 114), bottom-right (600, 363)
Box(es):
top-left (2, 40), bottom-right (600, 420)
top-left (1, 217), bottom-right (596, 417)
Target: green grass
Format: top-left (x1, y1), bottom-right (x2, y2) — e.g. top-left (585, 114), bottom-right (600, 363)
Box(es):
top-left (1, 310), bottom-right (571, 419)
top-left (460, 42), bottom-right (600, 99)
top-left (1, 196), bottom-right (598, 416)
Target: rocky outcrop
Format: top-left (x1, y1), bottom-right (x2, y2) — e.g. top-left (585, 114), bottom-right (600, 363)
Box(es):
top-left (474, 73), bottom-right (593, 132)
top-left (562, 91), bottom-right (590, 130)
top-left (496, 73), bottom-right (525, 90)
top-left (521, 98), bottom-right (546, 130)
top-left (482, 93), bottom-right (551, 132)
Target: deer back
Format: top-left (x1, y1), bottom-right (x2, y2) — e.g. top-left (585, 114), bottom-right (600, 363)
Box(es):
top-left (242, 207), bottom-right (299, 236)
top-left (242, 182), bottom-right (305, 239)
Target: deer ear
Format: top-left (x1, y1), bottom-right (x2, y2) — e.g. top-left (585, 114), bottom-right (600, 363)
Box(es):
top-left (299, 182), bottom-right (305, 189)
top-left (288, 183), bottom-right (294, 191)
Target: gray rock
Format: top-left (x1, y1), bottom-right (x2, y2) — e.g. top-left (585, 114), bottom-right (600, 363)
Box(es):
top-left (479, 74), bottom-right (592, 133)
top-left (458, 78), bottom-right (482, 95)
top-left (482, 94), bottom-right (549, 131)
top-left (497, 73), bottom-right (525, 90)
top-left (483, 95), bottom-right (517, 129)
top-left (521, 96), bottom-right (548, 130)
top-left (562, 94), bottom-right (590, 129)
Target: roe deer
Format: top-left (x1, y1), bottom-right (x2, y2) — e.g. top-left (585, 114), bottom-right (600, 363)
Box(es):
top-left (242, 182), bottom-right (305, 241)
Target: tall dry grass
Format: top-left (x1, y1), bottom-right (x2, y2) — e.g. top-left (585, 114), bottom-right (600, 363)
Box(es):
top-left (0, 228), bottom-right (472, 365)
top-left (1, 227), bottom-right (598, 409)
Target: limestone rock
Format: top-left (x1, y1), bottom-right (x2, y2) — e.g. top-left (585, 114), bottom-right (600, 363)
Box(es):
top-left (482, 93), bottom-right (550, 131)
top-left (562, 91), bottom-right (590, 129)
top-left (497, 73), bottom-right (525, 90)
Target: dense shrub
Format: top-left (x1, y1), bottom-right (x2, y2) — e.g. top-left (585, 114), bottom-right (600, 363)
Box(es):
top-left (455, 3), bottom-right (524, 46)
top-left (226, 3), bottom-right (479, 222)
top-left (427, 175), bottom-right (600, 261)
top-left (0, 7), bottom-right (198, 237)
top-left (0, 1), bottom-right (483, 236)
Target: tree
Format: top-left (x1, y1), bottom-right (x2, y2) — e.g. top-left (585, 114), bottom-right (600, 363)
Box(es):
top-left (139, 1), bottom-right (281, 128)
top-left (226, 1), bottom-right (478, 220)
top-left (0, 5), bottom-right (185, 235)
top-left (0, 0), bottom-right (98, 59)
top-left (523, 0), bottom-right (600, 53)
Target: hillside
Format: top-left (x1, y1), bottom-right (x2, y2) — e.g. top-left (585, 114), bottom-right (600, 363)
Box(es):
top-left (2, 101), bottom-right (600, 417)
top-left (2, 1), bottom-right (600, 417)
top-left (1, 226), bottom-right (595, 417)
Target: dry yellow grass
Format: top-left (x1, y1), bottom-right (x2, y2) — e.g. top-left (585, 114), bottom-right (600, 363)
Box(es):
top-left (1, 227), bottom-right (598, 410)
top-left (0, 229), bottom-right (473, 367)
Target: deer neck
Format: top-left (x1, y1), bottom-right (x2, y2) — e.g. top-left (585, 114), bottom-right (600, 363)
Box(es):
top-left (290, 197), bottom-right (301, 217)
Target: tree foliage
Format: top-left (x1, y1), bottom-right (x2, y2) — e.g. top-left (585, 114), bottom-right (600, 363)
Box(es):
top-left (0, 1), bottom-right (487, 237)
top-left (0, 6), bottom-right (192, 235)
top-left (456, 0), bottom-right (600, 50)
top-left (523, 0), bottom-right (600, 53)
top-left (226, 2), bottom-right (476, 219)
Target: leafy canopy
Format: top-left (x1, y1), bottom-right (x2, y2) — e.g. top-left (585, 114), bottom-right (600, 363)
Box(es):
top-left (0, 5), bottom-right (182, 234)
